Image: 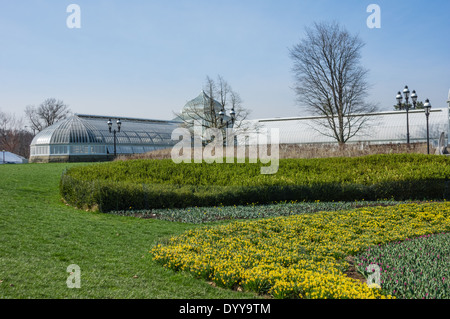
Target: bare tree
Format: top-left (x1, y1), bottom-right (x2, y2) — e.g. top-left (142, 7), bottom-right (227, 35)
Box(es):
top-left (174, 75), bottom-right (257, 142)
top-left (289, 22), bottom-right (377, 145)
top-left (0, 110), bottom-right (33, 157)
top-left (25, 98), bottom-right (71, 133)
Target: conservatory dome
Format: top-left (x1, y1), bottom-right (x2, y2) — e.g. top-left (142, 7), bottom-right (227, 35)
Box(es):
top-left (175, 91), bottom-right (232, 137)
top-left (183, 90), bottom-right (223, 112)
top-left (31, 115), bottom-right (104, 146)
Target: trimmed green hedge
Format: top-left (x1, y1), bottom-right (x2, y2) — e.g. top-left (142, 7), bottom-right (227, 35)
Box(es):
top-left (60, 154), bottom-right (450, 212)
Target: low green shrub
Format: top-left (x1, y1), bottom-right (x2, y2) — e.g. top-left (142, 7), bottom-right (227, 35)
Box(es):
top-left (60, 154), bottom-right (450, 212)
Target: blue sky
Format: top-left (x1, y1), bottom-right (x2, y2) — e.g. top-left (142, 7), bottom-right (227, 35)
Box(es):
top-left (0, 0), bottom-right (449, 122)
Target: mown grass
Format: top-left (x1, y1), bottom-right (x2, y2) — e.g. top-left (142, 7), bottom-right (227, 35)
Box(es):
top-left (0, 163), bottom-right (257, 299)
top-left (2, 160), bottom-right (448, 300)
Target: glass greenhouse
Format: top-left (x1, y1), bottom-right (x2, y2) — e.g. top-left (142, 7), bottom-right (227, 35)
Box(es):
top-left (28, 95), bottom-right (450, 163)
top-left (244, 107), bottom-right (449, 147)
top-left (29, 114), bottom-right (180, 163)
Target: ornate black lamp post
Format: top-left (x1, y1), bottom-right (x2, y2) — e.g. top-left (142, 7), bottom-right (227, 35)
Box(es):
top-left (219, 109), bottom-right (225, 126)
top-left (424, 99), bottom-right (432, 154)
top-left (229, 108), bottom-right (236, 125)
top-left (396, 86), bottom-right (416, 145)
top-left (219, 108), bottom-right (236, 127)
top-left (411, 90), bottom-right (418, 109)
top-left (107, 118), bottom-right (122, 157)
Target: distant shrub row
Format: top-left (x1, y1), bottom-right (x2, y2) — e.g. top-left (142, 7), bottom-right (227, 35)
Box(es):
top-left (60, 154), bottom-right (450, 212)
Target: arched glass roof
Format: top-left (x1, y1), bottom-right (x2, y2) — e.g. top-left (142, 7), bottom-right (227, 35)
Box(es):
top-left (31, 114), bottom-right (181, 149)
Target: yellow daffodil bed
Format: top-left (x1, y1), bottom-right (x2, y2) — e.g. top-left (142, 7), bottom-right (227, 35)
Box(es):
top-left (151, 202), bottom-right (450, 299)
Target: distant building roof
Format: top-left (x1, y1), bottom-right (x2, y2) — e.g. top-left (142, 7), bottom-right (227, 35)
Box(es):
top-left (0, 151), bottom-right (27, 164)
top-left (176, 91), bottom-right (232, 131)
top-left (183, 90), bottom-right (224, 112)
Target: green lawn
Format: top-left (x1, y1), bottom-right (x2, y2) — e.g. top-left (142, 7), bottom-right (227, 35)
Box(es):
top-left (0, 163), bottom-right (257, 299)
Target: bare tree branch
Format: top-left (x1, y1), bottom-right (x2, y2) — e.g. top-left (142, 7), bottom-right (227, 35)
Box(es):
top-left (289, 22), bottom-right (378, 144)
top-left (0, 110), bottom-right (33, 157)
top-left (173, 75), bottom-right (260, 143)
top-left (25, 98), bottom-right (71, 133)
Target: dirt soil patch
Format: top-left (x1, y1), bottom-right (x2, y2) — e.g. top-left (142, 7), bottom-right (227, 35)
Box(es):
top-left (344, 256), bottom-right (366, 284)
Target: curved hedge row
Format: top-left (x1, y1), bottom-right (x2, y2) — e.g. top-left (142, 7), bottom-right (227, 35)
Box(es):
top-left (60, 154), bottom-right (450, 212)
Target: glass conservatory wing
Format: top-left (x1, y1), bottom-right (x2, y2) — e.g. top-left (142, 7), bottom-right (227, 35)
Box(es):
top-left (253, 108), bottom-right (449, 145)
top-left (147, 131), bottom-right (164, 143)
top-left (30, 113), bottom-right (182, 159)
top-left (115, 132), bottom-right (131, 144)
top-left (136, 132), bottom-right (154, 144)
top-left (123, 131), bottom-right (142, 144)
